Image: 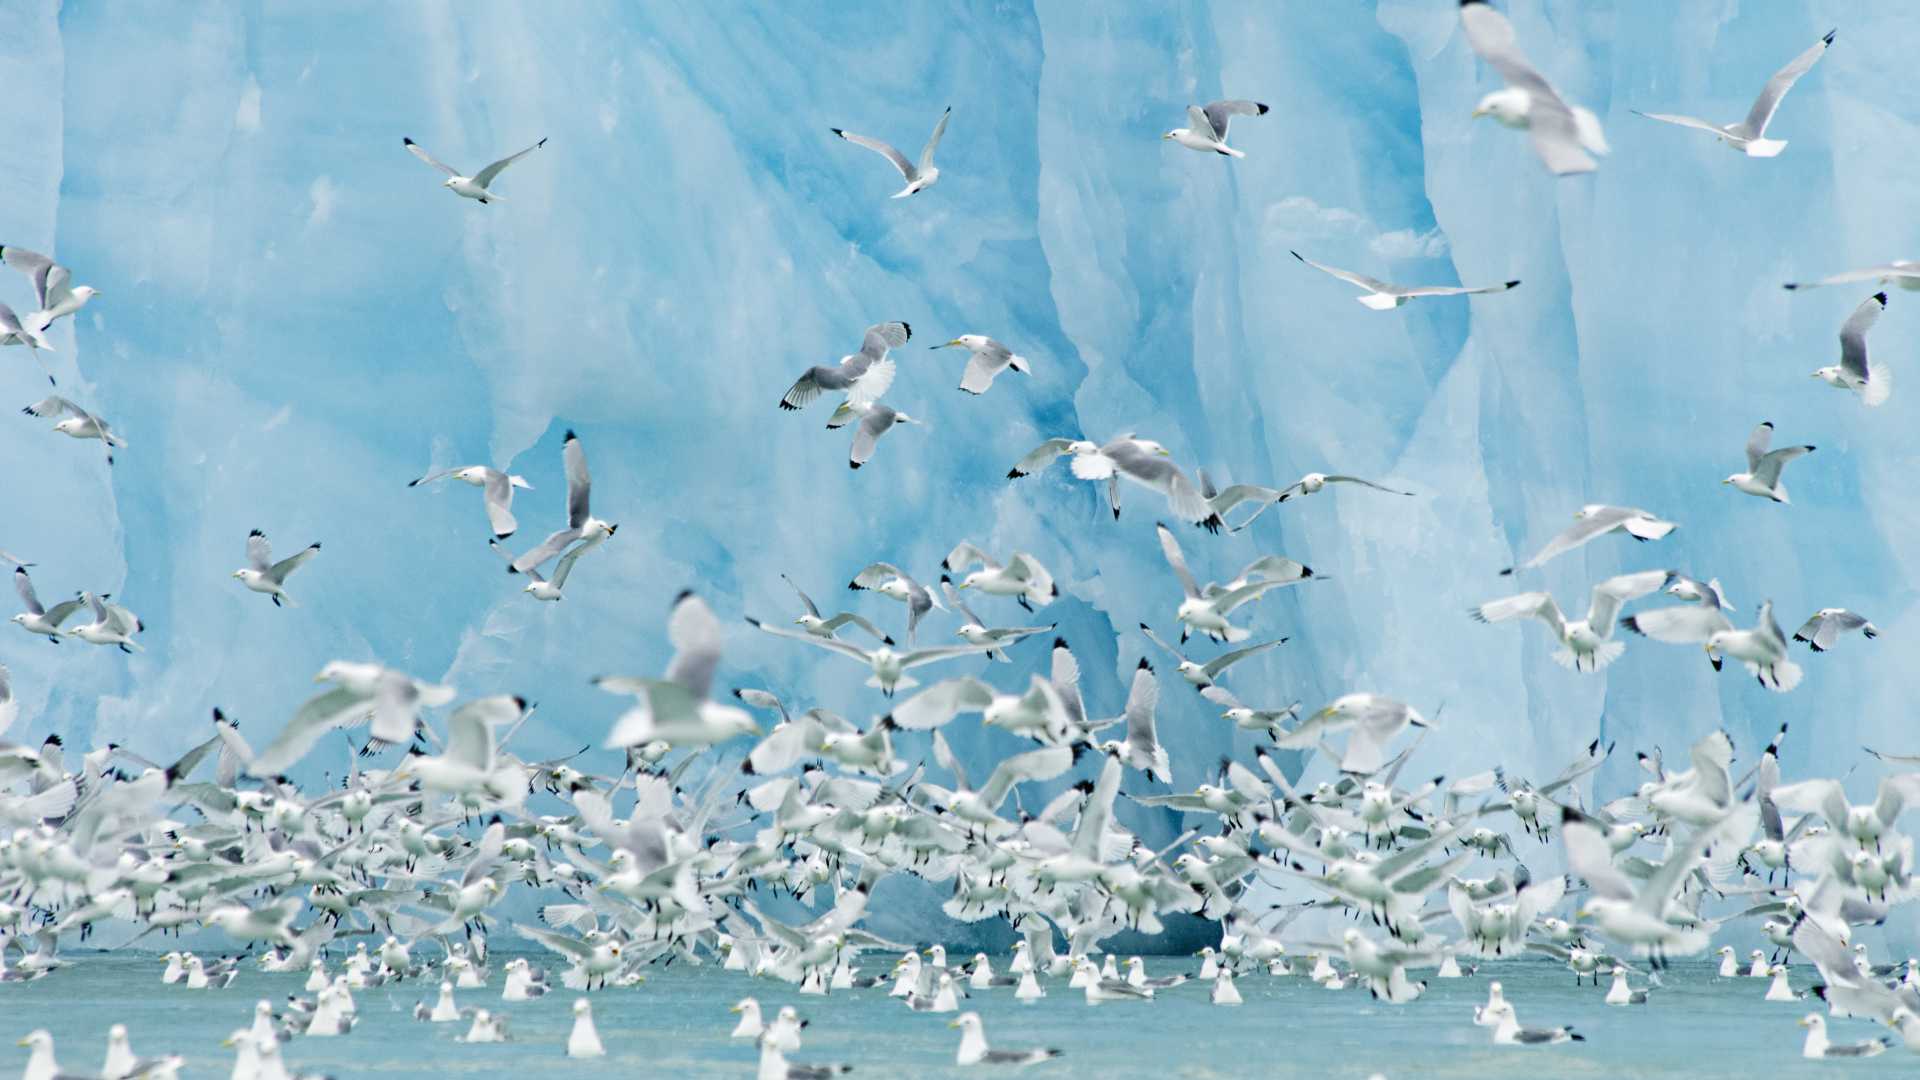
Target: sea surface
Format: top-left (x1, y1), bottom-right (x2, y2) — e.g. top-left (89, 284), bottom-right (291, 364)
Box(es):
top-left (1, 954), bottom-right (1909, 1077)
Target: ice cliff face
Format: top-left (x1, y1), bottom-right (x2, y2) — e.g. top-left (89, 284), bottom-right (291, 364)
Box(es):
top-left (1, 2), bottom-right (1913, 944)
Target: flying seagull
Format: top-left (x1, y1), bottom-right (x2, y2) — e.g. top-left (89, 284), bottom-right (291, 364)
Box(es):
top-left (1460, 0), bottom-right (1609, 175)
top-left (1723, 422), bottom-right (1814, 503)
top-left (1784, 262), bottom-right (1920, 292)
top-left (1812, 292), bottom-right (1891, 406)
top-left (1470, 569), bottom-right (1669, 672)
top-left (839, 401), bottom-right (922, 470)
top-left (1163, 100), bottom-right (1269, 157)
top-left (509, 430), bottom-right (617, 575)
top-left (1292, 251), bottom-right (1519, 310)
top-left (233, 530), bottom-right (321, 608)
top-left (933, 335), bottom-right (1029, 395)
top-left (1500, 505), bottom-right (1676, 575)
top-left (780, 322), bottom-right (909, 411)
top-left (1633, 30), bottom-right (1833, 157)
top-left (403, 136), bottom-right (547, 203)
top-left (0, 246), bottom-right (98, 335)
top-left (410, 465), bottom-right (532, 538)
top-left (23, 395), bottom-right (124, 464)
top-left (1007, 436), bottom-right (1223, 532)
top-left (832, 107), bottom-right (950, 199)
top-left (1792, 609), bottom-right (1877, 653)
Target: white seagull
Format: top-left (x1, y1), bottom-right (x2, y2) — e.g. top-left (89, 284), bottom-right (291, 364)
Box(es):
top-left (509, 430), bottom-right (616, 575)
top-left (489, 538), bottom-right (589, 602)
top-left (1461, 0), bottom-right (1609, 175)
top-left (832, 107), bottom-right (950, 198)
top-left (1793, 609), bottom-right (1877, 653)
top-left (943, 542), bottom-right (1056, 611)
top-left (780, 321), bottom-right (910, 411)
top-left (1008, 435), bottom-right (1223, 532)
top-left (410, 465), bottom-right (532, 538)
top-left (839, 400), bottom-right (922, 470)
top-left (23, 395), bottom-right (124, 464)
top-left (70, 592), bottom-right (143, 653)
top-left (1723, 422), bottom-right (1814, 503)
top-left (1785, 261), bottom-right (1920, 292)
top-left (1501, 504), bottom-right (1676, 575)
top-left (1812, 292), bottom-right (1892, 406)
top-left (0, 245), bottom-right (98, 335)
top-left (1633, 30), bottom-right (1834, 157)
top-left (1470, 569), bottom-right (1670, 672)
top-left (403, 136), bottom-right (546, 203)
top-left (1292, 251), bottom-right (1519, 310)
top-left (1705, 601), bottom-right (1805, 692)
top-left (11, 567), bottom-right (84, 642)
top-left (232, 530), bottom-right (321, 608)
top-left (935, 335), bottom-right (1030, 395)
top-left (1163, 100), bottom-right (1269, 157)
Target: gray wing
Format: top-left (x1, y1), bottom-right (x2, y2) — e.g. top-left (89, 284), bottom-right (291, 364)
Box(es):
top-left (1621, 605), bottom-right (1731, 644)
top-left (1586, 569), bottom-right (1670, 635)
top-left (23, 395), bottom-right (84, 421)
top-left (939, 579), bottom-right (985, 628)
top-left (267, 544), bottom-right (320, 584)
top-left (1744, 422), bottom-right (1774, 471)
top-left (1008, 437), bottom-right (1075, 478)
top-left (563, 430), bottom-right (592, 528)
top-left (1754, 444), bottom-right (1812, 487)
top-left (860, 321), bottom-right (911, 360)
top-left (958, 346), bottom-right (1008, 394)
top-left (472, 138), bottom-right (546, 189)
top-left (547, 542), bottom-right (588, 590)
top-left (1201, 638), bottom-right (1286, 678)
top-left (1741, 30), bottom-right (1833, 138)
top-left (14, 567), bottom-right (43, 615)
top-left (1122, 661), bottom-right (1160, 746)
top-left (1202, 99), bottom-right (1267, 139)
top-left (1632, 111), bottom-right (1727, 138)
top-left (511, 526), bottom-right (584, 574)
top-left (849, 405), bottom-right (897, 468)
top-left (782, 574), bottom-right (822, 618)
top-left (1513, 506), bottom-right (1634, 571)
top-left (482, 470), bottom-right (518, 538)
top-left (1292, 251), bottom-right (1390, 293)
top-left (0, 245), bottom-right (53, 278)
top-left (1322, 475), bottom-right (1415, 496)
top-left (1792, 613), bottom-right (1830, 650)
top-left (663, 592), bottom-right (724, 700)
top-left (246, 530), bottom-right (273, 572)
top-left (834, 129), bottom-right (915, 180)
top-left (403, 138), bottom-right (460, 176)
top-left (247, 685), bottom-right (368, 775)
top-left (1155, 524), bottom-right (1202, 599)
top-left (1839, 292), bottom-right (1885, 382)
top-left (1758, 600), bottom-right (1789, 650)
top-left (1785, 263), bottom-right (1920, 291)
top-left (918, 107), bottom-right (950, 171)
top-left (782, 361), bottom-right (859, 409)
top-left (1391, 280), bottom-right (1520, 299)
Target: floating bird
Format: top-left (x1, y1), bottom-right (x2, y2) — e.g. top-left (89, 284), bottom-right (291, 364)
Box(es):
top-left (232, 530), bottom-right (321, 608)
top-left (1724, 422), bottom-right (1814, 503)
top-left (1460, 0), bottom-right (1609, 175)
top-left (410, 465), bottom-right (531, 538)
top-left (1163, 100), bottom-right (1269, 157)
top-left (1291, 251), bottom-right (1519, 310)
top-left (1812, 292), bottom-right (1892, 406)
top-left (949, 1011), bottom-right (1061, 1067)
top-left (1799, 1013), bottom-right (1890, 1059)
top-left (832, 107), bottom-right (950, 198)
top-left (566, 998), bottom-right (606, 1058)
top-left (1633, 30), bottom-right (1834, 157)
top-left (403, 136), bottom-right (546, 203)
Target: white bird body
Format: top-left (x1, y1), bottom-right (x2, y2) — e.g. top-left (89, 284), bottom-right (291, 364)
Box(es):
top-left (567, 999), bottom-right (605, 1058)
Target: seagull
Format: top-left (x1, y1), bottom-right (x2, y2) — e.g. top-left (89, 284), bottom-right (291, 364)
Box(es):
top-left (1470, 569), bottom-right (1669, 672)
top-left (935, 335), bottom-right (1029, 394)
top-left (246, 660), bottom-right (455, 773)
top-left (70, 592), bottom-right (143, 652)
top-left (939, 578), bottom-right (1051, 660)
top-left (1812, 292), bottom-right (1892, 406)
top-left (508, 430), bottom-right (616, 575)
top-left (410, 465), bottom-right (532, 538)
top-left (782, 574), bottom-right (893, 645)
top-left (1139, 624), bottom-right (1285, 689)
top-left (1274, 469), bottom-right (1416, 501)
top-left (1605, 965), bottom-right (1652, 1005)
top-left (1155, 524), bottom-right (1300, 643)
top-left (1274, 693), bottom-right (1431, 775)
top-left (839, 401), bottom-right (922, 469)
top-left (848, 563), bottom-right (941, 645)
top-left (949, 1011), bottom-right (1061, 1068)
top-left (1500, 504), bottom-right (1676, 575)
top-left (1799, 1014), bottom-right (1890, 1059)
top-left (745, 617), bottom-right (995, 696)
top-left (943, 543), bottom-right (1056, 611)
top-left (1008, 436), bottom-right (1223, 531)
top-left (780, 321), bottom-right (910, 411)
top-left (23, 394), bottom-right (124, 464)
top-left (391, 696), bottom-right (530, 803)
top-left (0, 300), bottom-right (53, 380)
top-left (832, 107), bottom-right (950, 199)
top-left (232, 530), bottom-right (321, 608)
top-left (402, 136), bottom-right (546, 203)
top-left (1724, 422), bottom-right (1814, 503)
top-left (11, 567), bottom-right (83, 642)
top-left (1633, 30), bottom-right (1834, 157)
top-left (1291, 251), bottom-right (1519, 310)
top-left (1482, 1000), bottom-right (1584, 1045)
top-left (488, 538), bottom-right (589, 602)
top-left (599, 592), bottom-right (759, 748)
top-left (0, 246), bottom-right (97, 336)
top-left (1793, 609), bottom-right (1878, 652)
top-left (1460, 0), bottom-right (1609, 175)
top-left (1199, 685), bottom-right (1300, 740)
top-left (1705, 601), bottom-right (1805, 692)
top-left (1097, 660), bottom-right (1168, 783)
top-left (1163, 100), bottom-right (1269, 157)
top-left (566, 998), bottom-right (605, 1058)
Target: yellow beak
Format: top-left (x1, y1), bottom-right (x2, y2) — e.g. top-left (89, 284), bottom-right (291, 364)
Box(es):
top-left (1472, 106), bottom-right (1489, 118)
top-left (948, 1019), bottom-right (962, 1029)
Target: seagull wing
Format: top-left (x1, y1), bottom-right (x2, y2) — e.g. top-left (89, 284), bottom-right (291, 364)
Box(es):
top-left (471, 138), bottom-right (547, 189)
top-left (1620, 605), bottom-right (1731, 644)
top-left (887, 677), bottom-right (993, 731)
top-left (1008, 437), bottom-right (1077, 479)
top-left (1632, 111), bottom-right (1728, 137)
top-left (781, 574), bottom-right (822, 619)
top-left (1202, 99), bottom-right (1267, 139)
top-left (1511, 506), bottom-right (1635, 571)
top-left (563, 431), bottom-right (593, 529)
top-left (1155, 524), bottom-right (1202, 599)
top-left (267, 544), bottom-right (320, 585)
top-left (1754, 444), bottom-right (1812, 488)
top-left (1744, 422), bottom-right (1774, 471)
top-left (918, 107), bottom-right (951, 172)
top-left (1201, 638), bottom-right (1286, 678)
top-left (1291, 250), bottom-right (1389, 293)
top-left (1741, 30), bottom-right (1834, 138)
top-left (14, 567), bottom-right (44, 615)
top-left (1839, 291), bottom-right (1885, 383)
top-left (662, 592), bottom-right (724, 700)
top-left (1323, 475), bottom-right (1415, 496)
top-left (1137, 624), bottom-right (1187, 665)
top-left (979, 745), bottom-right (1073, 810)
top-left (834, 130), bottom-right (916, 181)
top-left (246, 531), bottom-right (273, 572)
top-left (403, 138), bottom-right (460, 176)
top-left (481, 470), bottom-right (518, 538)
top-left (247, 685), bottom-right (368, 776)
top-left (849, 405), bottom-right (897, 468)
top-left (1585, 570), bottom-right (1670, 636)
top-left (860, 321), bottom-right (912, 359)
top-left (1121, 662), bottom-right (1160, 747)
top-left (1471, 592), bottom-right (1567, 637)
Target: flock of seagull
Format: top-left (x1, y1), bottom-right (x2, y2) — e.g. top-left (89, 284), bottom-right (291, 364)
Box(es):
top-left (1, 1), bottom-right (1915, 1075)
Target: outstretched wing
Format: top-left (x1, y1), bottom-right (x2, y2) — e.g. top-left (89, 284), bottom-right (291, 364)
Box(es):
top-left (1471, 592), bottom-right (1567, 637)
top-left (1744, 422), bottom-right (1774, 471)
top-left (1155, 524), bottom-right (1201, 599)
top-left (1291, 251), bottom-right (1389, 294)
top-left (403, 138), bottom-right (460, 176)
top-left (833, 129), bottom-right (915, 180)
top-left (472, 138), bottom-right (547, 189)
top-left (268, 544), bottom-right (321, 584)
top-left (1838, 292), bottom-right (1885, 383)
top-left (918, 107), bottom-right (951, 172)
top-left (1742, 30), bottom-right (1834, 138)
top-left (246, 530), bottom-right (273, 572)
top-left (1007, 438), bottom-right (1076, 479)
top-left (1202, 99), bottom-right (1267, 140)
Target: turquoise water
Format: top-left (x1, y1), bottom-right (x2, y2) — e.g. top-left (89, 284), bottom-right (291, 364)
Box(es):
top-left (0, 955), bottom-right (1907, 1077)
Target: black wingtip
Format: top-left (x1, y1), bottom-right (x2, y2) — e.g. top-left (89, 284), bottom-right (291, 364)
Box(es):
top-left (940, 573), bottom-right (952, 584)
top-left (1137, 658), bottom-right (1153, 672)
top-left (1290, 250), bottom-right (1305, 263)
top-left (249, 529), bottom-right (264, 538)
top-left (1504, 280), bottom-right (1521, 288)
top-left (1873, 291), bottom-right (1887, 304)
top-left (1052, 636), bottom-right (1069, 649)
top-left (403, 137), bottom-right (416, 146)
top-left (830, 128), bottom-right (845, 137)
top-left (849, 461), bottom-right (862, 469)
top-left (309, 543), bottom-right (322, 551)
top-left (1782, 282), bottom-right (1801, 291)
top-left (1006, 469), bottom-right (1024, 479)
top-left (1823, 29), bottom-right (1836, 45)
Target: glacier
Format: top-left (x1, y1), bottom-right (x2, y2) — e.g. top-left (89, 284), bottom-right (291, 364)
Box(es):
top-left (1, 1), bottom-right (1915, 946)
